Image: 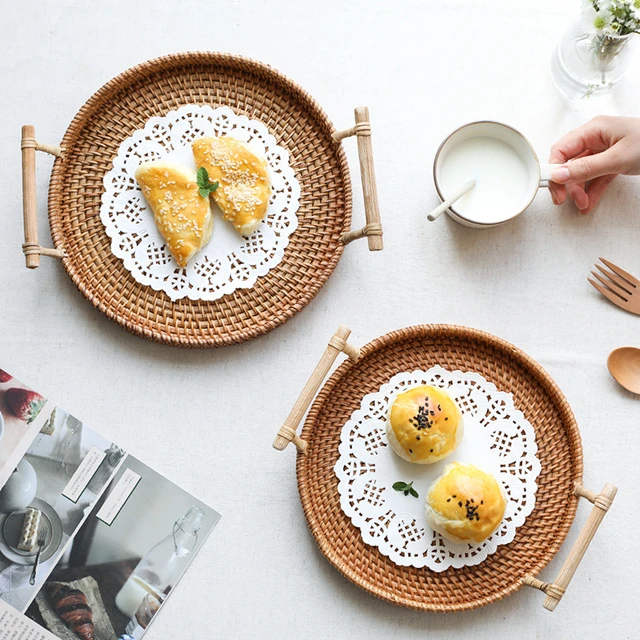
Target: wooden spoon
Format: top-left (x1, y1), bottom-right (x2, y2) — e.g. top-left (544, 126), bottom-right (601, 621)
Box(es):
top-left (607, 347), bottom-right (640, 394)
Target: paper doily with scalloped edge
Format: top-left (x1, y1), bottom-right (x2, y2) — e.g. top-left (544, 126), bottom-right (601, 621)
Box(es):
top-left (100, 104), bottom-right (300, 301)
top-left (334, 366), bottom-right (541, 571)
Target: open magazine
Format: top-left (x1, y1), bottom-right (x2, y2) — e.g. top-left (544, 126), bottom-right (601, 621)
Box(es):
top-left (0, 367), bottom-right (219, 640)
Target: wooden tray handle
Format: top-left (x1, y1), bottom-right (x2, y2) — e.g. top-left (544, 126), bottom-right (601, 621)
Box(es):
top-left (273, 324), bottom-right (360, 453)
top-left (523, 481), bottom-right (617, 611)
top-left (21, 125), bottom-right (65, 268)
top-left (333, 107), bottom-right (383, 251)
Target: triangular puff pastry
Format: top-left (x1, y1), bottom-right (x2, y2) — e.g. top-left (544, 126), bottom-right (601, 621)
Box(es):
top-left (135, 160), bottom-right (213, 268)
top-left (192, 137), bottom-right (271, 236)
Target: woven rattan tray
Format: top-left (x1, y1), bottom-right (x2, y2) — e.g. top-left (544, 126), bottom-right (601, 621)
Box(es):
top-left (20, 52), bottom-right (383, 347)
top-left (274, 324), bottom-right (616, 612)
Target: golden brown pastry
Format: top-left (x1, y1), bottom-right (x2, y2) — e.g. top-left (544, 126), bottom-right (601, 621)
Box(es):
top-left (135, 160), bottom-right (213, 268)
top-left (386, 385), bottom-right (464, 464)
top-left (47, 582), bottom-right (95, 640)
top-left (425, 462), bottom-right (507, 544)
top-left (192, 136), bottom-right (270, 235)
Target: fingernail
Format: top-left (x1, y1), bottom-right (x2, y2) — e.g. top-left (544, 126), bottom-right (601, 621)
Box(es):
top-left (550, 192), bottom-right (558, 205)
top-left (579, 205), bottom-right (591, 214)
top-left (551, 166), bottom-right (571, 183)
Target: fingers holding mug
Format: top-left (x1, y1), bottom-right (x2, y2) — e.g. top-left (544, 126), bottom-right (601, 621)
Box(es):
top-left (581, 174), bottom-right (618, 215)
top-left (548, 144), bottom-right (592, 207)
top-left (566, 183), bottom-right (589, 212)
top-left (548, 140), bottom-right (628, 212)
top-left (551, 146), bottom-right (625, 185)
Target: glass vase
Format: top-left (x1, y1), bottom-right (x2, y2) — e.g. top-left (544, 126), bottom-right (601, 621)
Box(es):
top-left (551, 21), bottom-right (635, 99)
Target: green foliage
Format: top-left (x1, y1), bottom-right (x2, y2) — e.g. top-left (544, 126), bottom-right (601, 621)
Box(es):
top-left (197, 167), bottom-right (219, 198)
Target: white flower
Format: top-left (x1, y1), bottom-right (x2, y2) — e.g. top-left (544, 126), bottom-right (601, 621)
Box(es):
top-left (610, 0), bottom-right (640, 32)
top-left (582, 2), bottom-right (614, 33)
top-left (581, 0), bottom-right (640, 36)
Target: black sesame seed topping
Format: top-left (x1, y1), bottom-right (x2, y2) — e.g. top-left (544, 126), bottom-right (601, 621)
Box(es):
top-left (412, 401), bottom-right (435, 431)
top-left (464, 499), bottom-right (480, 521)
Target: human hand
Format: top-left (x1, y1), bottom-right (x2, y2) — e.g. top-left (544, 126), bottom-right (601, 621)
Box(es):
top-left (548, 116), bottom-right (640, 215)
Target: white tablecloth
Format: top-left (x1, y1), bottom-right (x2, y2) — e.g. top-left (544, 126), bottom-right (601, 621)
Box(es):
top-left (1, 1), bottom-right (639, 638)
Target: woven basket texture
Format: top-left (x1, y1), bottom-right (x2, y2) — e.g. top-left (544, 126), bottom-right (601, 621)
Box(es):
top-left (297, 325), bottom-right (583, 612)
top-left (48, 52), bottom-right (351, 347)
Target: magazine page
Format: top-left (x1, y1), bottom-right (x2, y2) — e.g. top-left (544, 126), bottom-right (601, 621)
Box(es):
top-left (0, 368), bottom-right (220, 640)
top-left (23, 455), bottom-right (219, 640)
top-left (0, 369), bottom-right (54, 489)
top-left (0, 600), bottom-right (57, 640)
top-left (0, 406), bottom-right (123, 612)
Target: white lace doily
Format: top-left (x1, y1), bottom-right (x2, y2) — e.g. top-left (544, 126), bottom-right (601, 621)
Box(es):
top-left (334, 366), bottom-right (541, 571)
top-left (100, 104), bottom-right (300, 301)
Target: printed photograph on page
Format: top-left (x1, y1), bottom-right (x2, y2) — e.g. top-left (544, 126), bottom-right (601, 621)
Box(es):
top-left (23, 455), bottom-right (219, 640)
top-left (0, 368), bottom-right (55, 489)
top-left (0, 405), bottom-right (124, 612)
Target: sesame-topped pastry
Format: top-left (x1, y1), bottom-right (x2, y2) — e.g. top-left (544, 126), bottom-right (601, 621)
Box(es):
top-left (192, 136), bottom-right (271, 236)
top-left (386, 385), bottom-right (464, 464)
top-left (425, 462), bottom-right (507, 544)
top-left (135, 160), bottom-right (213, 268)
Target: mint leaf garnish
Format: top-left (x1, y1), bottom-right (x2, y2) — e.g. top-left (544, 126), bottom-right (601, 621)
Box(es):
top-left (392, 481), bottom-right (418, 498)
top-left (196, 167), bottom-right (219, 198)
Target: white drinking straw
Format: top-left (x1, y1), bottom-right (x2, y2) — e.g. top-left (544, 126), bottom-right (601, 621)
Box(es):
top-left (427, 179), bottom-right (476, 222)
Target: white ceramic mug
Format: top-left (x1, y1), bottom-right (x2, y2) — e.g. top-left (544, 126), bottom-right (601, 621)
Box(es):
top-left (433, 121), bottom-right (559, 228)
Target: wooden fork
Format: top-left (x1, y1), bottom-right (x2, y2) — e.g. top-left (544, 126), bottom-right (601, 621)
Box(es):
top-left (589, 258), bottom-right (640, 315)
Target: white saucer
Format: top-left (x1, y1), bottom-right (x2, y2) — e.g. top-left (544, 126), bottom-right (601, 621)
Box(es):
top-left (0, 498), bottom-right (63, 565)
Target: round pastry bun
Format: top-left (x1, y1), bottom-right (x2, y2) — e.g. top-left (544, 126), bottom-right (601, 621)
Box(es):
top-left (425, 462), bottom-right (507, 544)
top-left (385, 385), bottom-right (463, 464)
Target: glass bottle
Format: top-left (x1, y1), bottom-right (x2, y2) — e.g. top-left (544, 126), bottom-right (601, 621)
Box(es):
top-left (115, 506), bottom-right (204, 618)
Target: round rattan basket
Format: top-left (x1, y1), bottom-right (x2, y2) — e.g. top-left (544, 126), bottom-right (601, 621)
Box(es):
top-left (45, 52), bottom-right (352, 347)
top-left (295, 325), bottom-right (584, 612)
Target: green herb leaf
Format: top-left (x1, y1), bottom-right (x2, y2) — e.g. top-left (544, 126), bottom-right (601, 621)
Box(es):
top-left (393, 480), bottom-right (418, 498)
top-left (196, 168), bottom-right (219, 198)
top-left (197, 167), bottom-right (209, 190)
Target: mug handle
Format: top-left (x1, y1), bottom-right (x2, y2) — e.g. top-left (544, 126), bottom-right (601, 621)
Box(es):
top-left (539, 163), bottom-right (563, 188)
